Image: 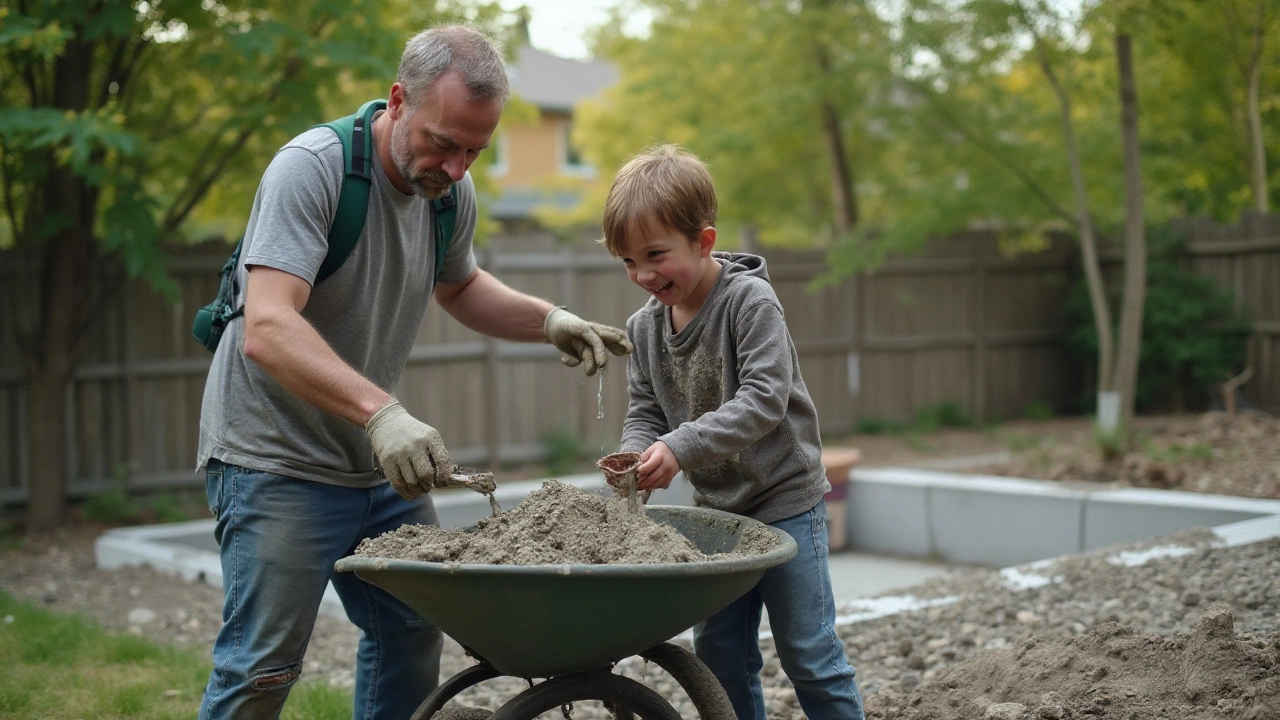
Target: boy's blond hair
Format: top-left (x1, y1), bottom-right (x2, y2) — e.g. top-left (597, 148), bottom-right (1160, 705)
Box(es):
top-left (600, 144), bottom-right (718, 256)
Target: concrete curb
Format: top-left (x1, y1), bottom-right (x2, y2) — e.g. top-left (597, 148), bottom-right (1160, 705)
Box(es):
top-left (95, 465), bottom-right (1280, 622)
top-left (95, 472), bottom-right (695, 618)
top-left (846, 466), bottom-right (1280, 567)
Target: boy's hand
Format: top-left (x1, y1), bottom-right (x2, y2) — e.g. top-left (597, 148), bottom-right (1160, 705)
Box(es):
top-left (543, 307), bottom-right (633, 376)
top-left (636, 441), bottom-right (680, 491)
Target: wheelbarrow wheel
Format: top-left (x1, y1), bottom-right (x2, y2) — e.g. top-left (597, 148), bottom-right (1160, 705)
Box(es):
top-left (490, 669), bottom-right (680, 720)
top-left (411, 664), bottom-right (503, 720)
top-left (639, 643), bottom-right (735, 720)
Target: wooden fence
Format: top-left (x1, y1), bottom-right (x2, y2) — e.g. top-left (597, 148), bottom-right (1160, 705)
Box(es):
top-left (1, 216), bottom-right (1277, 505)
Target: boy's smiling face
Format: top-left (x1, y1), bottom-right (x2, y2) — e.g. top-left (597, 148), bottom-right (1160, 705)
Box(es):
top-left (617, 215), bottom-right (720, 314)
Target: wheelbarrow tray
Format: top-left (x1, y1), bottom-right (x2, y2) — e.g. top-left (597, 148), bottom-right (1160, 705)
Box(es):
top-left (334, 505), bottom-right (797, 678)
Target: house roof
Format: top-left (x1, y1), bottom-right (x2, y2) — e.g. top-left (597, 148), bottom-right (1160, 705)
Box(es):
top-left (507, 45), bottom-right (618, 113)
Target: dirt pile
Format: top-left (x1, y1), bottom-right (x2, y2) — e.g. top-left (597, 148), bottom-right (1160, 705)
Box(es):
top-left (354, 479), bottom-right (778, 565)
top-left (868, 603), bottom-right (1280, 720)
top-left (977, 411), bottom-right (1280, 499)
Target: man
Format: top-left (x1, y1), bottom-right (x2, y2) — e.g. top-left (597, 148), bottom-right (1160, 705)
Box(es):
top-left (196, 25), bottom-right (630, 720)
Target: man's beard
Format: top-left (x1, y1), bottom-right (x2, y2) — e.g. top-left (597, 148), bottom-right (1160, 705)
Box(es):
top-left (390, 118), bottom-right (454, 199)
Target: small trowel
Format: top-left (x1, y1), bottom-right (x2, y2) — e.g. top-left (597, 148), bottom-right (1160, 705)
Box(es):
top-left (437, 466), bottom-right (501, 515)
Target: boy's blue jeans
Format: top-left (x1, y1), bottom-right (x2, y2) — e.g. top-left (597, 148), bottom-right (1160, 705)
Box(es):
top-left (199, 459), bottom-right (442, 720)
top-left (694, 502), bottom-right (865, 720)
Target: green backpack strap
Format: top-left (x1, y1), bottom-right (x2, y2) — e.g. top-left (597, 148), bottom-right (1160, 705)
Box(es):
top-left (319, 98), bottom-right (457, 282)
top-left (315, 98), bottom-right (384, 284)
top-left (193, 99), bottom-right (461, 352)
top-left (431, 191), bottom-right (457, 278)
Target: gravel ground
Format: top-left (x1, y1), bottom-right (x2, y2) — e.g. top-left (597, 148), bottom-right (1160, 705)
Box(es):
top-left (3, 522), bottom-right (1278, 719)
top-left (3, 411), bottom-right (1278, 718)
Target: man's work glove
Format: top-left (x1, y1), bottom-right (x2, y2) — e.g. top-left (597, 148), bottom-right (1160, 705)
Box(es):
top-left (543, 307), bottom-right (633, 377)
top-left (364, 399), bottom-right (450, 500)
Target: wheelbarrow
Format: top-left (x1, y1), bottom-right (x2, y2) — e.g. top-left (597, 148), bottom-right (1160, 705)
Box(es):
top-left (334, 505), bottom-right (798, 720)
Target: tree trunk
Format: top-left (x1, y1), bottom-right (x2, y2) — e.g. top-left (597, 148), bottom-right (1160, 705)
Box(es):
top-left (24, 367), bottom-right (74, 532)
top-left (1029, 31), bottom-right (1115, 426)
top-left (13, 32), bottom-right (103, 532)
top-left (1246, 0), bottom-right (1268, 213)
top-left (1114, 34), bottom-right (1147, 426)
top-left (821, 101), bottom-right (858, 234)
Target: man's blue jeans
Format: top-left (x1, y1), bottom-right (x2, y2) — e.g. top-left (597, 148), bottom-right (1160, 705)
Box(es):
top-left (694, 502), bottom-right (865, 720)
top-left (199, 460), bottom-right (442, 720)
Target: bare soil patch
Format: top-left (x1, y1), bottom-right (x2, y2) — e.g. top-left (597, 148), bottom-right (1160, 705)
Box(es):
top-left (2, 410), bottom-right (1278, 719)
top-left (826, 411), bottom-right (1280, 500)
top-left (967, 411), bottom-right (1280, 499)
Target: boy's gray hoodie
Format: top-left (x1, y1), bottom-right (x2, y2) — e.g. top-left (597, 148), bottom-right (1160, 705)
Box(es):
top-left (621, 252), bottom-right (830, 524)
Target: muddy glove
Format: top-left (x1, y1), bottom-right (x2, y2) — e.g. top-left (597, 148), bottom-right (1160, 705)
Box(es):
top-left (543, 307), bottom-right (633, 377)
top-left (364, 399), bottom-right (450, 500)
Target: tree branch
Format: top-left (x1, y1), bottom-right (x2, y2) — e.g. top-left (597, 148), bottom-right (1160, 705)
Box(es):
top-left (0, 143), bottom-right (22, 243)
top-left (908, 81), bottom-right (1077, 227)
top-left (160, 13), bottom-right (335, 234)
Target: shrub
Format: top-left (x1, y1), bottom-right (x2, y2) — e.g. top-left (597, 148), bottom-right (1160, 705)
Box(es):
top-left (1022, 400), bottom-right (1055, 421)
top-left (541, 429), bottom-right (584, 477)
top-left (1063, 243), bottom-right (1250, 412)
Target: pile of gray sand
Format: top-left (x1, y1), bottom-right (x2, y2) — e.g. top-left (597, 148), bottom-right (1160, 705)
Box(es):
top-left (355, 479), bottom-right (779, 566)
top-left (869, 602), bottom-right (1280, 720)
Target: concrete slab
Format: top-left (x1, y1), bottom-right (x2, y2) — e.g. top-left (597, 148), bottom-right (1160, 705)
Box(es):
top-left (827, 551), bottom-right (958, 602)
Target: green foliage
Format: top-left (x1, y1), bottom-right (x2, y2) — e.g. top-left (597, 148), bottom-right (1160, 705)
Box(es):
top-left (1022, 400), bottom-right (1056, 421)
top-left (565, 0), bottom-right (1280, 283)
top-left (912, 401), bottom-right (974, 433)
top-left (147, 494), bottom-right (193, 524)
top-left (2, 0), bottom-right (510, 529)
top-left (82, 475), bottom-right (197, 525)
top-left (541, 428), bottom-right (584, 477)
top-left (1091, 422), bottom-right (1129, 459)
top-left (1143, 438), bottom-right (1214, 464)
top-left (856, 401), bottom-right (974, 435)
top-left (1063, 245), bottom-right (1251, 411)
top-left (1004, 432), bottom-right (1048, 454)
top-left (81, 481), bottom-right (139, 524)
top-left (573, 0), bottom-right (898, 250)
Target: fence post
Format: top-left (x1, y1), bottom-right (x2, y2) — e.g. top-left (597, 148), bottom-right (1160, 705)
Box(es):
top-left (972, 234), bottom-right (987, 423)
top-left (483, 245), bottom-right (502, 468)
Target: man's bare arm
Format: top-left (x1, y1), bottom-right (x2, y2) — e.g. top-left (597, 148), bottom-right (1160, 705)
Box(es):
top-left (434, 268), bottom-right (554, 341)
top-left (242, 265), bottom-right (390, 426)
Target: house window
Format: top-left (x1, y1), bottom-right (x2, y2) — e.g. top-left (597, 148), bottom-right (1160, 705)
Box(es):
top-left (558, 119), bottom-right (593, 178)
top-left (488, 132), bottom-right (509, 178)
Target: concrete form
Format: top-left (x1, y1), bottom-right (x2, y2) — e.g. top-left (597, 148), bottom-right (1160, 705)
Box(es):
top-left (95, 465), bottom-right (1280, 620)
top-left (847, 467), bottom-right (1280, 566)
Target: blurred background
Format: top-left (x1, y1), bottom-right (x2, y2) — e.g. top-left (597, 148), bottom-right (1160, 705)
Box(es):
top-left (2, 0), bottom-right (1278, 531)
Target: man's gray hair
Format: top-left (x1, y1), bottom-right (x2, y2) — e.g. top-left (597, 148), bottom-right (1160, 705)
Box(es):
top-left (398, 25), bottom-right (510, 108)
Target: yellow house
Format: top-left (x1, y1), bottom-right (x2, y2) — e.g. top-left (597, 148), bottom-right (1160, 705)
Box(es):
top-left (490, 42), bottom-right (618, 222)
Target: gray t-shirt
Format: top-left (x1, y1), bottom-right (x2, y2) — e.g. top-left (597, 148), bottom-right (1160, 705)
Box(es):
top-left (620, 252), bottom-right (829, 524)
top-left (196, 122), bottom-right (478, 486)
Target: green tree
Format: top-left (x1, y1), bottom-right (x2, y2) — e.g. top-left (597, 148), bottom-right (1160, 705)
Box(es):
top-left (571, 0), bottom-right (896, 248)
top-left (887, 0), bottom-right (1164, 441)
top-left (0, 0), bottom-right (504, 531)
top-left (1145, 0), bottom-right (1280, 216)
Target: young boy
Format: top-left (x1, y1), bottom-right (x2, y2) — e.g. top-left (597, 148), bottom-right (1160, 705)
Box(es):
top-left (600, 144), bottom-right (865, 720)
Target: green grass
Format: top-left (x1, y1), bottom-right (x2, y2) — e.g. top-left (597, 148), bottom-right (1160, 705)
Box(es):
top-left (857, 401), bottom-right (981, 437)
top-left (1144, 439), bottom-right (1215, 464)
top-left (0, 590), bottom-right (350, 720)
